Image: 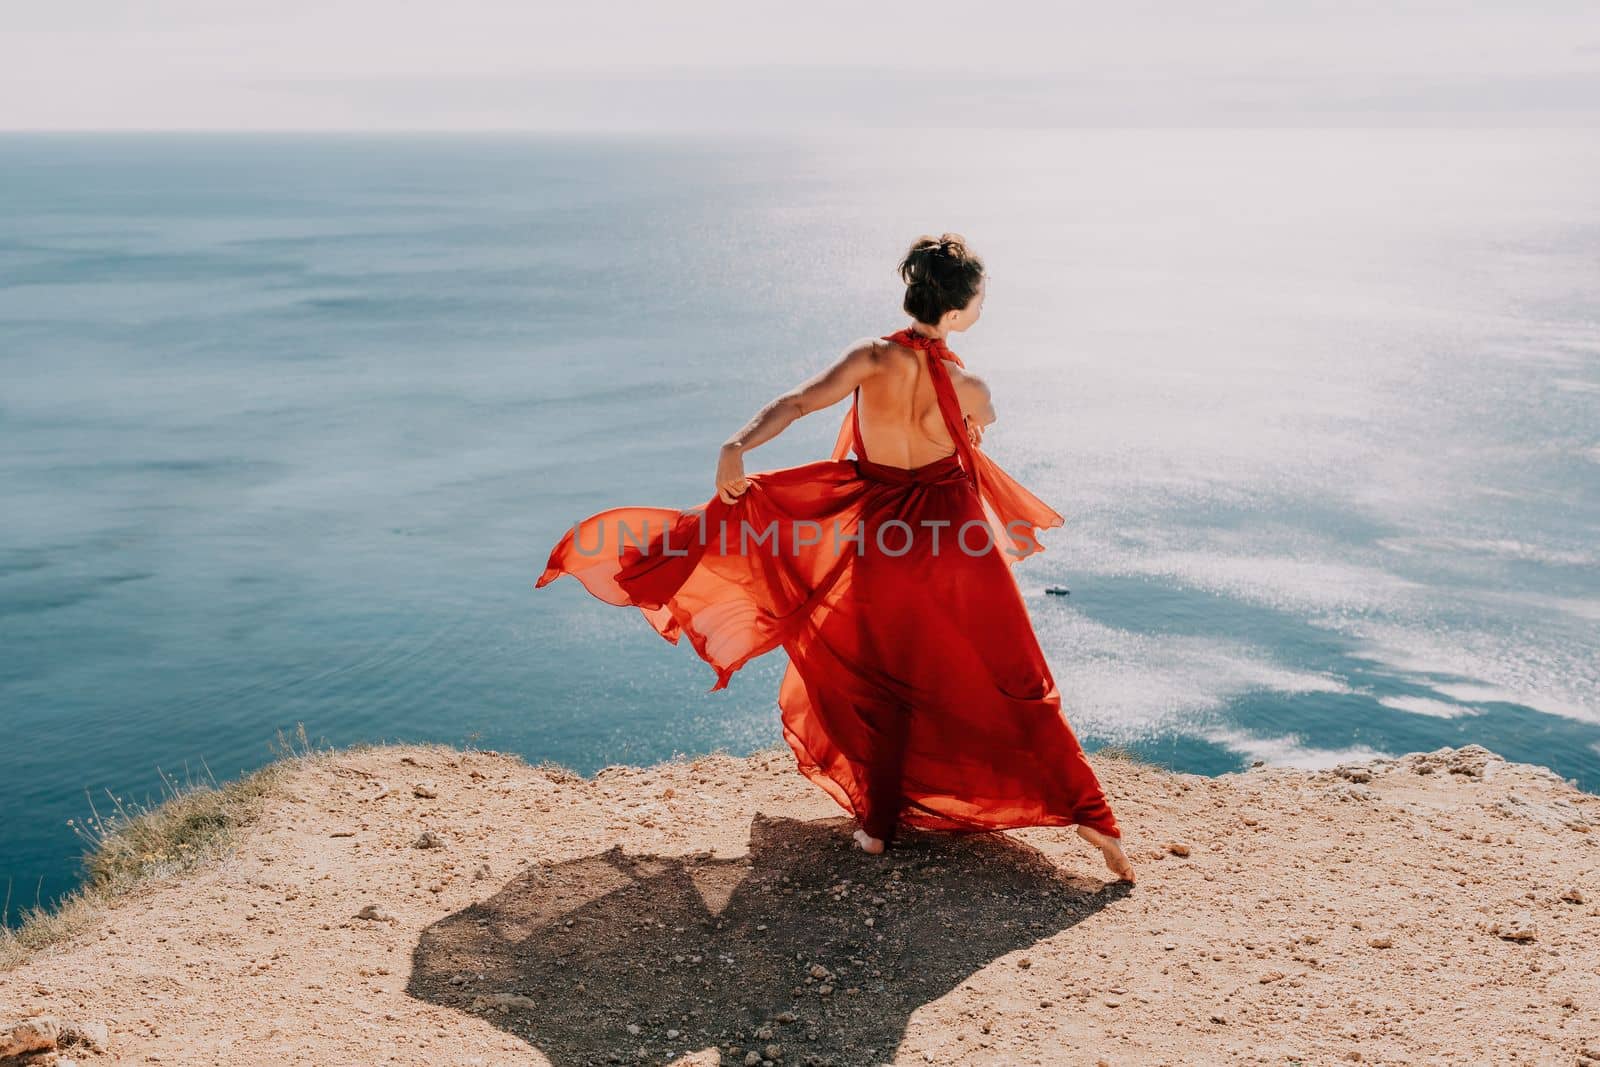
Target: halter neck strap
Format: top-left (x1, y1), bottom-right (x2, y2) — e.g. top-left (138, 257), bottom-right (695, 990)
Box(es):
top-left (881, 327), bottom-right (966, 368)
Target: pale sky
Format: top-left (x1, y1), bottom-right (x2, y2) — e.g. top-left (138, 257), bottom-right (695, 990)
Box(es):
top-left (4, 1), bottom-right (1598, 130)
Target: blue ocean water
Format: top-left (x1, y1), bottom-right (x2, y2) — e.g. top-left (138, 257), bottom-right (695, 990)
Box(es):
top-left (1, 131), bottom-right (1597, 922)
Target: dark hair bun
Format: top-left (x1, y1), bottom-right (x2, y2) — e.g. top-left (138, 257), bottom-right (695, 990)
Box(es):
top-left (899, 233), bottom-right (984, 326)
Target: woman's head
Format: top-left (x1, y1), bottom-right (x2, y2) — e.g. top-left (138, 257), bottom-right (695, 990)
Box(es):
top-left (899, 233), bottom-right (986, 332)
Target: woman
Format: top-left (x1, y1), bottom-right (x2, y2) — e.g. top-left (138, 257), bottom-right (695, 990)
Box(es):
top-left (538, 234), bottom-right (1135, 883)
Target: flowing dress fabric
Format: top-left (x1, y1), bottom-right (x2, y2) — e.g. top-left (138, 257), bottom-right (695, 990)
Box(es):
top-left (537, 329), bottom-right (1119, 842)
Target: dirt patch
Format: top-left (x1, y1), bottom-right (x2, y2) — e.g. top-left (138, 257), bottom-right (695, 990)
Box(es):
top-left (1, 743), bottom-right (1597, 1065)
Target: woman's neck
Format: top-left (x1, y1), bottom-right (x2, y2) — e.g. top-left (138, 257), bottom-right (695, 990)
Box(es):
top-left (907, 320), bottom-right (949, 342)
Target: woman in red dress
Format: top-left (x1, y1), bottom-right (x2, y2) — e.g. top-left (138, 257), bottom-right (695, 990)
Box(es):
top-left (538, 233), bottom-right (1135, 882)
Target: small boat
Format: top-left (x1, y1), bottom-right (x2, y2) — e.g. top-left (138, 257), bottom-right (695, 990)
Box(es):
top-left (1045, 585), bottom-right (1071, 596)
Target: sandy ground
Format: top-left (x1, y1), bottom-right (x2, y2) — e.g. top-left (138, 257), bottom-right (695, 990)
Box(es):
top-left (2, 742), bottom-right (1598, 1066)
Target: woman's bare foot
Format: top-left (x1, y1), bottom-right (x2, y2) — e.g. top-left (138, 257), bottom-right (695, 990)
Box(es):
top-left (1076, 825), bottom-right (1136, 883)
top-left (852, 829), bottom-right (886, 855)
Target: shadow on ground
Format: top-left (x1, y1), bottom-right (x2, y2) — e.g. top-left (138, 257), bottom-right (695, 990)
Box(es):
top-left (408, 814), bottom-right (1127, 1066)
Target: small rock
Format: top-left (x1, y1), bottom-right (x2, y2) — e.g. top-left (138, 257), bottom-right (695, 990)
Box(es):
top-left (1259, 971), bottom-right (1286, 983)
top-left (807, 963), bottom-right (829, 979)
top-left (1367, 936), bottom-right (1393, 949)
top-left (626, 1024), bottom-right (640, 1035)
top-left (0, 1016), bottom-right (60, 1059)
top-left (1404, 744), bottom-right (1503, 779)
top-left (354, 904), bottom-right (395, 923)
top-left (1483, 914), bottom-right (1537, 942)
top-left (775, 1011), bottom-right (797, 1024)
top-left (58, 1020), bottom-right (109, 1053)
top-left (413, 830), bottom-right (445, 850)
top-left (745, 1052), bottom-right (762, 1066)
top-left (470, 993), bottom-right (537, 1013)
top-left (1017, 957), bottom-right (1032, 969)
top-left (1559, 886), bottom-right (1584, 904)
top-left (1165, 842), bottom-right (1191, 858)
top-left (667, 1028), bottom-right (680, 1039)
top-left (817, 985), bottom-right (833, 996)
top-left (764, 1044), bottom-right (782, 1059)
top-left (1447, 745), bottom-right (1502, 777)
top-left (413, 781), bottom-right (439, 799)
top-left (472, 863), bottom-right (492, 881)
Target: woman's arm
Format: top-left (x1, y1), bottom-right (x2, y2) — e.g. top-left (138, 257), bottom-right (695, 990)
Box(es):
top-left (715, 340), bottom-right (882, 504)
top-left (950, 366), bottom-right (997, 448)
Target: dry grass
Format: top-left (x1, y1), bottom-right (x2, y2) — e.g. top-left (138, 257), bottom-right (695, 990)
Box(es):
top-left (1091, 742), bottom-right (1159, 768)
top-left (0, 723), bottom-right (327, 972)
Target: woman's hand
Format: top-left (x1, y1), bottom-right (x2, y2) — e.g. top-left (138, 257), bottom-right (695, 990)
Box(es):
top-left (716, 444), bottom-right (750, 504)
top-left (964, 413), bottom-right (986, 449)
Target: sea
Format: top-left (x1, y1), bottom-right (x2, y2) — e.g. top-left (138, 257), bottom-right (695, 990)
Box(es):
top-left (2, 130), bottom-right (1597, 922)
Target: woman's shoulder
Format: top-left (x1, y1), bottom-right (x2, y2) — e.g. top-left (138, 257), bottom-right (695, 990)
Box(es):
top-left (947, 364), bottom-right (995, 423)
top-left (946, 361), bottom-right (988, 388)
top-left (835, 336), bottom-right (917, 379)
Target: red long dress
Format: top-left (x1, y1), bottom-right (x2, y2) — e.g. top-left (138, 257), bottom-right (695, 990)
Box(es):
top-left (536, 327), bottom-right (1120, 844)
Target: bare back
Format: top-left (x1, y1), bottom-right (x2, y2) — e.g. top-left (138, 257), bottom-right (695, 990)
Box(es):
top-left (854, 338), bottom-right (991, 469)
